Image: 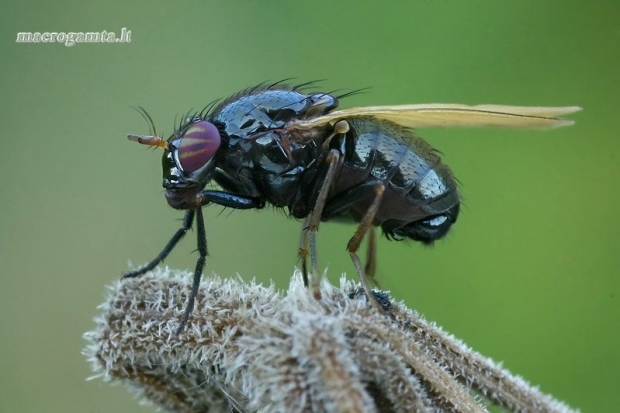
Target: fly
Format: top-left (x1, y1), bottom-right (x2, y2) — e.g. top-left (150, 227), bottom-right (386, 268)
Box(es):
top-left (123, 80), bottom-right (581, 333)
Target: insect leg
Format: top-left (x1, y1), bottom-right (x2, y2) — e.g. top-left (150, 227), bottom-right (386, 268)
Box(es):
top-left (177, 207), bottom-right (207, 334)
top-left (365, 226), bottom-right (381, 289)
top-left (299, 216), bottom-right (311, 286)
top-left (123, 209), bottom-right (195, 278)
top-left (347, 183), bottom-right (386, 312)
top-left (299, 149), bottom-right (342, 299)
top-left (321, 180), bottom-right (386, 310)
top-left (197, 190), bottom-right (265, 209)
top-left (298, 120), bottom-right (350, 289)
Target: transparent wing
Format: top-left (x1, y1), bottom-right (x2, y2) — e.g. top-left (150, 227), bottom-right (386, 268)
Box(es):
top-left (294, 104), bottom-right (582, 130)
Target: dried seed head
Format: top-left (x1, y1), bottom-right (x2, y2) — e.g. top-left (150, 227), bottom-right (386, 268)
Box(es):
top-left (83, 268), bottom-right (577, 413)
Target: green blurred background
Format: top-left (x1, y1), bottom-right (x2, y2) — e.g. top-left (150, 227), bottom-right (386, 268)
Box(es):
top-left (1, 1), bottom-right (618, 411)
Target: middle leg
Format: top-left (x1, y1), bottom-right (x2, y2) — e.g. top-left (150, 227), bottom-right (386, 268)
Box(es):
top-left (298, 120), bottom-right (350, 293)
top-left (298, 148), bottom-right (342, 300)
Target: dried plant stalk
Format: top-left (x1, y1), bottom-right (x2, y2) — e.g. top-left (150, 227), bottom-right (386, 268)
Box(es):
top-left (83, 268), bottom-right (577, 413)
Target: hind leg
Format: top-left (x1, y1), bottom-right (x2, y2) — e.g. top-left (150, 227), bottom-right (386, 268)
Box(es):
top-left (365, 226), bottom-right (382, 289)
top-left (322, 180), bottom-right (386, 311)
top-left (345, 184), bottom-right (386, 312)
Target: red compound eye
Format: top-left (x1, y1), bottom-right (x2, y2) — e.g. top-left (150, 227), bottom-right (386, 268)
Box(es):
top-left (176, 121), bottom-right (221, 173)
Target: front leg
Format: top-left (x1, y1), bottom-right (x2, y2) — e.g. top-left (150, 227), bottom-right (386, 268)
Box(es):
top-left (123, 209), bottom-right (195, 279)
top-left (124, 191), bottom-right (261, 281)
top-left (175, 207), bottom-right (208, 333)
top-left (175, 191), bottom-right (264, 332)
top-left (124, 191), bottom-right (264, 334)
top-left (197, 190), bottom-right (265, 209)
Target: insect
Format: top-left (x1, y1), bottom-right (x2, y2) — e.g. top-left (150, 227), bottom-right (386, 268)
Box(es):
top-left (124, 80), bottom-right (580, 333)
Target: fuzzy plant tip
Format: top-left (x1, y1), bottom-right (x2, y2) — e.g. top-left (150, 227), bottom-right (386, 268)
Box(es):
top-left (83, 268), bottom-right (578, 413)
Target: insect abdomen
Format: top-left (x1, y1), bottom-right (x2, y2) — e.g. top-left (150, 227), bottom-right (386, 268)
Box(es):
top-left (335, 117), bottom-right (459, 241)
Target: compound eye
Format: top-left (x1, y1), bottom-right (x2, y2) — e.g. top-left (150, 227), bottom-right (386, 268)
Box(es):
top-left (176, 121), bottom-right (221, 173)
